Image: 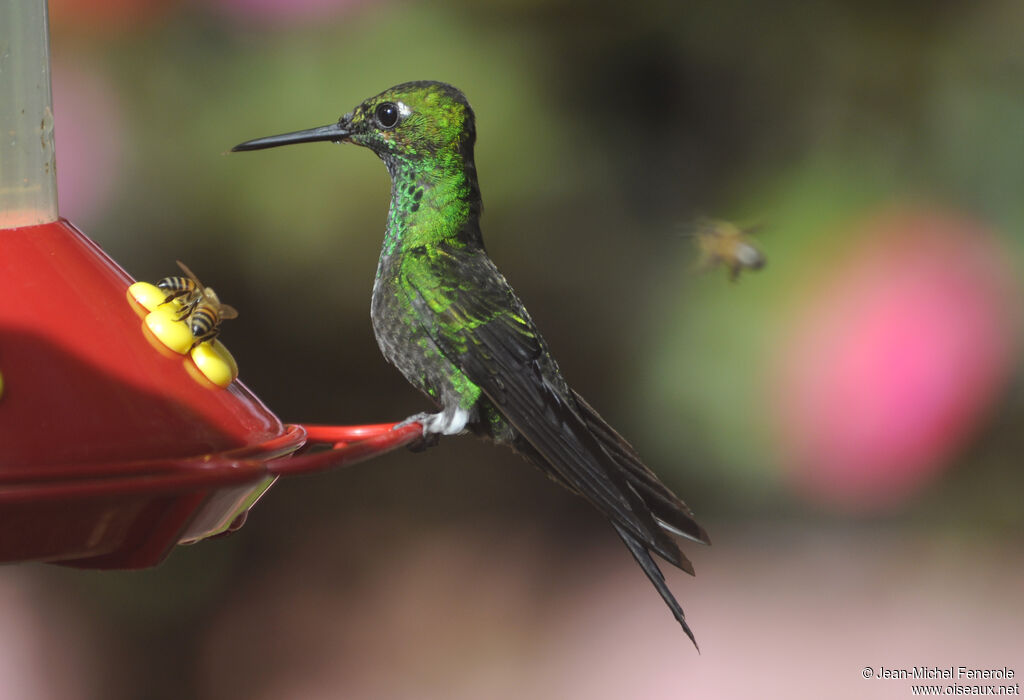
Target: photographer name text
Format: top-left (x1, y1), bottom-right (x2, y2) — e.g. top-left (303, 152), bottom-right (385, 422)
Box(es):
top-left (875, 667), bottom-right (1015, 681)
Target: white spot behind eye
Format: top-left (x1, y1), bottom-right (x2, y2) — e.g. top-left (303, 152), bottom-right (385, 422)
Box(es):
top-left (397, 102), bottom-right (412, 118)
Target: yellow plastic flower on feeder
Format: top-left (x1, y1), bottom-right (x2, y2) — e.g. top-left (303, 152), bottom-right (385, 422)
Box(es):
top-left (190, 340), bottom-right (239, 388)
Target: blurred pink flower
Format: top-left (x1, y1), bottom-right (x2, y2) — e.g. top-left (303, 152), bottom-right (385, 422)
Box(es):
top-left (52, 60), bottom-right (125, 224)
top-left (773, 210), bottom-right (1020, 509)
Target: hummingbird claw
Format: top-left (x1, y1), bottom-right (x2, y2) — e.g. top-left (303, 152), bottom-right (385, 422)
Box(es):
top-left (393, 413), bottom-right (442, 451)
top-left (393, 412), bottom-right (431, 433)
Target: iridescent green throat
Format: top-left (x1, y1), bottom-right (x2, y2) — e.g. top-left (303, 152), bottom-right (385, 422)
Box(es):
top-left (380, 152), bottom-right (482, 259)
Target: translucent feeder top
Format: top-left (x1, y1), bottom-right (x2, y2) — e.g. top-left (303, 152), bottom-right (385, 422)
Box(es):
top-left (0, 1), bottom-right (59, 228)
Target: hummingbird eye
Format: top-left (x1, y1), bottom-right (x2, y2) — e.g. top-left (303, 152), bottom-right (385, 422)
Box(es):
top-left (375, 102), bottom-right (400, 129)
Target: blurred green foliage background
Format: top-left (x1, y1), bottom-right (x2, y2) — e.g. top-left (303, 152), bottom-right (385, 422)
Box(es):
top-left (6, 1), bottom-right (1024, 698)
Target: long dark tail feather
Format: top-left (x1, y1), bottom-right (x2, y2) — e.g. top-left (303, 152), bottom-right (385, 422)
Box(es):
top-left (613, 522), bottom-right (699, 651)
top-left (573, 391), bottom-right (711, 546)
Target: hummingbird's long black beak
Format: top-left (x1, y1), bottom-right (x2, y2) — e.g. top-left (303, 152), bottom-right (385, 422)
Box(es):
top-left (231, 121), bottom-right (351, 152)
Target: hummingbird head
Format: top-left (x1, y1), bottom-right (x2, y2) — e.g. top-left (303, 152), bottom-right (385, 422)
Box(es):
top-left (232, 81), bottom-right (476, 172)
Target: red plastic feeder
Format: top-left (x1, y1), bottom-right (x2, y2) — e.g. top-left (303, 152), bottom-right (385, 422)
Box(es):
top-left (0, 3), bottom-right (421, 569)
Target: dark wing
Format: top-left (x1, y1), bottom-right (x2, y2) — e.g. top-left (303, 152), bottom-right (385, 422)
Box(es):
top-left (400, 241), bottom-right (692, 570)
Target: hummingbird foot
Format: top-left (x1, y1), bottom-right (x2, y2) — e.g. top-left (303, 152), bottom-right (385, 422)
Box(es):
top-left (395, 408), bottom-right (471, 437)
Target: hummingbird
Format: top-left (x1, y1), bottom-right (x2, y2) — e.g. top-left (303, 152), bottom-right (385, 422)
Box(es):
top-left (233, 81), bottom-right (710, 647)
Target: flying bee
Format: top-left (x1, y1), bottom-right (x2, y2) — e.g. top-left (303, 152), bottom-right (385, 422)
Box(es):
top-left (156, 261), bottom-right (238, 346)
top-left (690, 218), bottom-right (766, 281)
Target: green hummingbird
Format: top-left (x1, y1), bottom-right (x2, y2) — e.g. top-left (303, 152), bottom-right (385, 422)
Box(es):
top-left (233, 81), bottom-right (710, 647)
